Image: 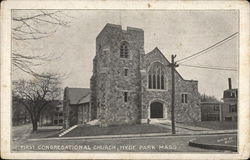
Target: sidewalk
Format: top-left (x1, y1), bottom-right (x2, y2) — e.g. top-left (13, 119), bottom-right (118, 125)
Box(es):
top-left (159, 122), bottom-right (211, 131)
top-left (28, 129), bottom-right (237, 141)
top-left (38, 126), bottom-right (63, 130)
top-left (189, 134), bottom-right (237, 152)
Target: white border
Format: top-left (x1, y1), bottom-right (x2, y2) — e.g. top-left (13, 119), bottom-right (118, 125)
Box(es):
top-left (1, 0), bottom-right (249, 159)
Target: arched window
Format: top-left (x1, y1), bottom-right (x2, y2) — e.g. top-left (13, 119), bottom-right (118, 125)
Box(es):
top-left (120, 41), bottom-right (129, 58)
top-left (148, 62), bottom-right (166, 90)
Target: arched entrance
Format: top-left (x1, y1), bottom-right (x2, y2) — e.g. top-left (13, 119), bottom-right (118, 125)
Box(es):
top-left (150, 102), bottom-right (164, 118)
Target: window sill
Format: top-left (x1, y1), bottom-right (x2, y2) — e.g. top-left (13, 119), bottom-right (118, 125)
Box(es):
top-left (147, 89), bottom-right (168, 92)
top-left (120, 57), bottom-right (132, 61)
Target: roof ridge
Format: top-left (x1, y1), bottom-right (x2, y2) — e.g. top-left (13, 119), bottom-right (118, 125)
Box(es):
top-left (77, 93), bottom-right (90, 104)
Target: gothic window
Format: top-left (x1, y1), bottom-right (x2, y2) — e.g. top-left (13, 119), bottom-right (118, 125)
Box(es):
top-left (161, 74), bottom-right (164, 89)
top-left (148, 62), bottom-right (166, 90)
top-left (120, 41), bottom-right (129, 58)
top-left (148, 74), bottom-right (152, 88)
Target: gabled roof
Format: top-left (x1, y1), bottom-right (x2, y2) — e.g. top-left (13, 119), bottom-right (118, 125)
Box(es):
top-left (78, 94), bottom-right (90, 104)
top-left (146, 47), bottom-right (171, 64)
top-left (65, 88), bottom-right (90, 105)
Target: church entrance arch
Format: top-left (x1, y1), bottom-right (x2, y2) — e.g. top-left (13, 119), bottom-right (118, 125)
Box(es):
top-left (150, 102), bottom-right (164, 118)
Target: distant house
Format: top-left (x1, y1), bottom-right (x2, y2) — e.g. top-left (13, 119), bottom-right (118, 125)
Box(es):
top-left (39, 100), bottom-right (63, 126)
top-left (63, 87), bottom-right (91, 128)
top-left (201, 78), bottom-right (237, 122)
top-left (221, 78), bottom-right (238, 121)
top-left (12, 98), bottom-right (63, 126)
top-left (52, 104), bottom-right (64, 126)
top-left (12, 98), bottom-right (30, 126)
top-left (200, 102), bottom-right (222, 121)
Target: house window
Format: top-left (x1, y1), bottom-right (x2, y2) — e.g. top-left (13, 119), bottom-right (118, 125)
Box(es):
top-left (229, 104), bottom-right (237, 112)
top-left (59, 113), bottom-right (63, 116)
top-left (225, 117), bottom-right (232, 121)
top-left (231, 92), bottom-right (236, 98)
top-left (124, 68), bottom-right (128, 76)
top-left (214, 106), bottom-right (219, 111)
top-left (148, 62), bottom-right (166, 90)
top-left (123, 92), bottom-right (128, 102)
top-left (54, 120), bottom-right (58, 125)
top-left (181, 94), bottom-right (188, 103)
top-left (120, 41), bottom-right (129, 58)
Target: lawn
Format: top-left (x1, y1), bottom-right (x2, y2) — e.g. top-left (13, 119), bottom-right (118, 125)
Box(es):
top-left (59, 124), bottom-right (170, 137)
top-left (29, 128), bottom-right (62, 139)
top-left (180, 121), bottom-right (237, 130)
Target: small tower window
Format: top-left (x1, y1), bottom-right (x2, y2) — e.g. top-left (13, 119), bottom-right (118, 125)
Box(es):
top-left (120, 41), bottom-right (129, 58)
top-left (124, 92), bottom-right (128, 102)
top-left (181, 93), bottom-right (188, 103)
top-left (124, 68), bottom-right (128, 76)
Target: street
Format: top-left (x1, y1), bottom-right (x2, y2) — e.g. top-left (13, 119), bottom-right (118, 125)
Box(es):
top-left (12, 128), bottom-right (236, 152)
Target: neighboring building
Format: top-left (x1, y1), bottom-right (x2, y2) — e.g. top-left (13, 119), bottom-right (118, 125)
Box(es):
top-left (53, 104), bottom-right (64, 126)
top-left (221, 78), bottom-right (238, 121)
top-left (90, 23), bottom-right (200, 127)
top-left (200, 78), bottom-right (238, 122)
top-left (200, 102), bottom-right (222, 121)
top-left (63, 87), bottom-right (91, 128)
top-left (12, 98), bottom-right (64, 126)
top-left (12, 98), bottom-right (30, 126)
top-left (39, 100), bottom-right (63, 126)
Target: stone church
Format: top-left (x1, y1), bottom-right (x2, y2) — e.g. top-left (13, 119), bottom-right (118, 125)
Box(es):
top-left (90, 23), bottom-right (201, 126)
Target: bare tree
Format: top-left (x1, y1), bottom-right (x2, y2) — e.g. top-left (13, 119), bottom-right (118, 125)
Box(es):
top-left (13, 72), bottom-right (62, 132)
top-left (12, 10), bottom-right (73, 77)
top-left (199, 93), bottom-right (219, 102)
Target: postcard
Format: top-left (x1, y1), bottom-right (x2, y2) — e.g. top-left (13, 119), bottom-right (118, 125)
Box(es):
top-left (1, 0), bottom-right (249, 159)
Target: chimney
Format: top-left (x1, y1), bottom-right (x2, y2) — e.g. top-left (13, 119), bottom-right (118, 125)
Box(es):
top-left (228, 78), bottom-right (232, 89)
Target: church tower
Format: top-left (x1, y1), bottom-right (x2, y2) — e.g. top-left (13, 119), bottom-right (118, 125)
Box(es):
top-left (90, 24), bottom-right (145, 126)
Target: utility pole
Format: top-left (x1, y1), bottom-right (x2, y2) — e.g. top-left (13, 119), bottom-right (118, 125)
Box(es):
top-left (169, 55), bottom-right (179, 134)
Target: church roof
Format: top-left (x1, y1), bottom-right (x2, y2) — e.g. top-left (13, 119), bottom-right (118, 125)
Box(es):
top-left (78, 94), bottom-right (90, 104)
top-left (65, 88), bottom-right (90, 105)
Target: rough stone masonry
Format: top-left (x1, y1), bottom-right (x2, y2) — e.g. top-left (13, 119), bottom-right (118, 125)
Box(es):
top-left (90, 23), bottom-right (201, 126)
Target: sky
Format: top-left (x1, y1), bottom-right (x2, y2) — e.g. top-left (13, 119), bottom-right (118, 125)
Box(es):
top-left (13, 10), bottom-right (239, 100)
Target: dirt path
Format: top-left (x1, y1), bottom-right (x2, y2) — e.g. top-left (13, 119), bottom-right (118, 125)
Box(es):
top-left (12, 124), bottom-right (33, 150)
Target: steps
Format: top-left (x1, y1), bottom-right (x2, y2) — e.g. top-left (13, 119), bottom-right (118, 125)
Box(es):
top-left (59, 125), bottom-right (78, 137)
top-left (86, 119), bottom-right (100, 125)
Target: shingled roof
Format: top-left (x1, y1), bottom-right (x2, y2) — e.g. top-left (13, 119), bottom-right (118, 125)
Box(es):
top-left (65, 88), bottom-right (90, 105)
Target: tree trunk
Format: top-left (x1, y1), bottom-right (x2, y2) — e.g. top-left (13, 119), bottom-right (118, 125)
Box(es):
top-left (32, 120), bottom-right (38, 132)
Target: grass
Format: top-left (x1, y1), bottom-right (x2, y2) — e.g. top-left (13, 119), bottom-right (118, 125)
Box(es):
top-left (60, 124), bottom-right (170, 137)
top-left (29, 128), bottom-right (62, 139)
top-left (180, 121), bottom-right (237, 130)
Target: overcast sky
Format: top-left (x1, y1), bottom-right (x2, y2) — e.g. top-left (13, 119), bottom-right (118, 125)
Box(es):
top-left (13, 10), bottom-right (238, 99)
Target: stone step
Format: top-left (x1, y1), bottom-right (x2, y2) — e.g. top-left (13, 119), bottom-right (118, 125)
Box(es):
top-left (86, 119), bottom-right (100, 125)
top-left (59, 125), bottom-right (78, 137)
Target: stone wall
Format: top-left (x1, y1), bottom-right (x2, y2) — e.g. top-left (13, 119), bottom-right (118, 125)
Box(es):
top-left (77, 103), bottom-right (90, 124)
